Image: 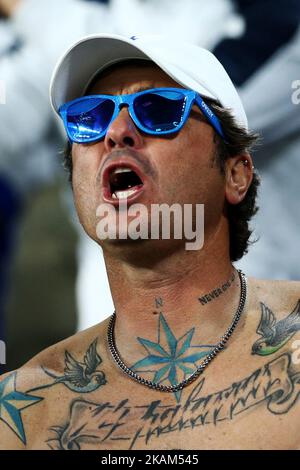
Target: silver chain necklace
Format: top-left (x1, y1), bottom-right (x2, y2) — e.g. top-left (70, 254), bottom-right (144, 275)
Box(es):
top-left (107, 269), bottom-right (247, 393)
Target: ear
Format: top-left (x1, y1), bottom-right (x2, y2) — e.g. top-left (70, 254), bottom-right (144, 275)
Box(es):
top-left (224, 154), bottom-right (254, 205)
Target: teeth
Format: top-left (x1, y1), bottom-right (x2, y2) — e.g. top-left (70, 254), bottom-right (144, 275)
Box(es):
top-left (112, 167), bottom-right (133, 175)
top-left (112, 188), bottom-right (138, 199)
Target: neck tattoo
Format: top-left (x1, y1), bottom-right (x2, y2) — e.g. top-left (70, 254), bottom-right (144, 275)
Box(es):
top-left (152, 297), bottom-right (163, 315)
top-left (107, 270), bottom-right (247, 393)
top-left (198, 270), bottom-right (236, 306)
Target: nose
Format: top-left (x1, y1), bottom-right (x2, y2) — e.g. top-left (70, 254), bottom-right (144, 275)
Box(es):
top-left (104, 106), bottom-right (144, 151)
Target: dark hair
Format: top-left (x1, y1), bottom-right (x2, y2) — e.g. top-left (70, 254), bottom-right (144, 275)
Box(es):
top-left (62, 97), bottom-right (260, 262)
top-left (205, 98), bottom-right (260, 262)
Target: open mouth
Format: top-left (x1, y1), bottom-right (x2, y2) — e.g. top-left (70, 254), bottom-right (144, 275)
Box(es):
top-left (108, 167), bottom-right (144, 200)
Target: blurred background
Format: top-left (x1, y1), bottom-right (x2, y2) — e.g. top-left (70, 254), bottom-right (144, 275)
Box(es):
top-left (1, 0), bottom-right (300, 373)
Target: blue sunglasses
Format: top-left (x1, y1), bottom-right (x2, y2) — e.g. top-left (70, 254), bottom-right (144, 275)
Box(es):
top-left (59, 87), bottom-right (226, 144)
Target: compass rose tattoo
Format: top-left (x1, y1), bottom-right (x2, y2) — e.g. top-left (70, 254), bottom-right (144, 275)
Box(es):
top-left (131, 313), bottom-right (216, 402)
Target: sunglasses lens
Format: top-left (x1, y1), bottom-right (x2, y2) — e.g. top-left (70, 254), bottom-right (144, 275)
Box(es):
top-left (133, 90), bottom-right (186, 132)
top-left (66, 97), bottom-right (115, 141)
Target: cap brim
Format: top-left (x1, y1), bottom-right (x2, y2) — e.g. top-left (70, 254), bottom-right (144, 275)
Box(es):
top-left (50, 33), bottom-right (215, 114)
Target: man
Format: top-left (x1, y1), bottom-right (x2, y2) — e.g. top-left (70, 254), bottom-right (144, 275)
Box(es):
top-left (0, 34), bottom-right (299, 450)
top-left (0, 0), bottom-right (234, 340)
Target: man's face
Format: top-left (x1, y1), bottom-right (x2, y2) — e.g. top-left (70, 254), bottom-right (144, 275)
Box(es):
top-left (71, 62), bottom-right (226, 253)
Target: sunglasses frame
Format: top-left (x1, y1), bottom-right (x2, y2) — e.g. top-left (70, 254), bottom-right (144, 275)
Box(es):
top-left (59, 87), bottom-right (226, 144)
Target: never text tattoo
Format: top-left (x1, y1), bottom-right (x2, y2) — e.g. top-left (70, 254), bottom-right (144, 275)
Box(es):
top-left (198, 271), bottom-right (235, 306)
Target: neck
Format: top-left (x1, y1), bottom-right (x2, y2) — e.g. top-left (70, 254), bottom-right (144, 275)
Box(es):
top-left (102, 224), bottom-right (243, 367)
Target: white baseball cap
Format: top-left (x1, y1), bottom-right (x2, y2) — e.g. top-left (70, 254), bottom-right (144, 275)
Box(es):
top-left (50, 33), bottom-right (248, 129)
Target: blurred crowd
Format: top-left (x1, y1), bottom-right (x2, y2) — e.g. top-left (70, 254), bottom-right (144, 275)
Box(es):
top-left (1, 0), bottom-right (300, 371)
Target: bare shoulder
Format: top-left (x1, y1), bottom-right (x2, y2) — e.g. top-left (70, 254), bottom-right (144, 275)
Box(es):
top-left (0, 316), bottom-right (111, 450)
top-left (250, 276), bottom-right (300, 293)
top-left (248, 276), bottom-right (300, 310)
top-left (239, 276), bottom-right (300, 348)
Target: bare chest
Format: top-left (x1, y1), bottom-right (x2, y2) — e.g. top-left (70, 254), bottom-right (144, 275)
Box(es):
top-left (31, 350), bottom-right (300, 450)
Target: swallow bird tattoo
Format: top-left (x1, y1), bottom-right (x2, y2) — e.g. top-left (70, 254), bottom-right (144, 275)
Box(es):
top-left (28, 340), bottom-right (107, 394)
top-left (252, 300), bottom-right (300, 356)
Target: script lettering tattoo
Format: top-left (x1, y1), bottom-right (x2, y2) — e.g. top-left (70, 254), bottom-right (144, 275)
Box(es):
top-left (47, 352), bottom-right (300, 450)
top-left (27, 340), bottom-right (106, 394)
top-left (0, 373), bottom-right (43, 444)
top-left (198, 271), bottom-right (235, 306)
top-left (129, 313), bottom-right (216, 403)
top-left (252, 300), bottom-right (300, 356)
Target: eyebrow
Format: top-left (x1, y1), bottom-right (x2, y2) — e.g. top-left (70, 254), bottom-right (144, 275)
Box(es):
top-left (103, 85), bottom-right (158, 96)
top-left (132, 85), bottom-right (156, 93)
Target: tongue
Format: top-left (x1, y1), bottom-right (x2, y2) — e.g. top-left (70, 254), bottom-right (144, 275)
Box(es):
top-left (112, 185), bottom-right (142, 199)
